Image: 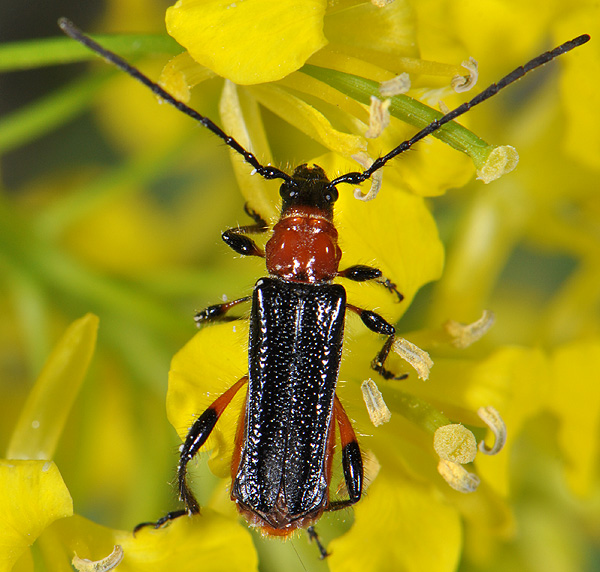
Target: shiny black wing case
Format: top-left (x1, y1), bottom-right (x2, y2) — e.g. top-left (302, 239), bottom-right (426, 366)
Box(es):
top-left (232, 277), bottom-right (346, 528)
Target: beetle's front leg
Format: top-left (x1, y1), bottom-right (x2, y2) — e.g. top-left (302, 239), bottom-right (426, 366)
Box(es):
top-left (221, 203), bottom-right (269, 258)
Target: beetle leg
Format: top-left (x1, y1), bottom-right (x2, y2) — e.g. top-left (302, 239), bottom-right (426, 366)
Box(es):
top-left (221, 203), bottom-right (269, 258)
top-left (194, 296), bottom-right (251, 326)
top-left (334, 395), bottom-right (363, 504)
top-left (326, 396), bottom-right (363, 523)
top-left (348, 304), bottom-right (408, 380)
top-left (307, 526), bottom-right (329, 559)
top-left (338, 264), bottom-right (403, 302)
top-left (133, 376), bottom-right (248, 532)
top-left (177, 376), bottom-right (248, 513)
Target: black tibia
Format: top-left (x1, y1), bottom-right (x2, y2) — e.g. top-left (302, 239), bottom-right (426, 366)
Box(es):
top-left (133, 509), bottom-right (187, 534)
top-left (341, 441), bottom-right (363, 503)
top-left (194, 296), bottom-right (251, 325)
top-left (339, 265), bottom-right (403, 302)
top-left (177, 376), bottom-right (248, 515)
top-left (347, 304), bottom-right (407, 380)
top-left (176, 408), bottom-right (220, 515)
top-left (134, 377), bottom-right (248, 533)
top-left (221, 203), bottom-right (269, 257)
top-left (133, 407), bottom-right (221, 532)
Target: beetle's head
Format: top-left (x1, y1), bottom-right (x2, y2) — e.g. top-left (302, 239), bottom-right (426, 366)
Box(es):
top-left (279, 164), bottom-right (338, 217)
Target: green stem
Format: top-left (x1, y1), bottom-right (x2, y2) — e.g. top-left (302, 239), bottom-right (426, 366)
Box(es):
top-left (37, 132), bottom-right (195, 237)
top-left (390, 389), bottom-right (451, 435)
top-left (301, 64), bottom-right (492, 169)
top-left (0, 72), bottom-right (109, 153)
top-left (0, 34), bottom-right (181, 71)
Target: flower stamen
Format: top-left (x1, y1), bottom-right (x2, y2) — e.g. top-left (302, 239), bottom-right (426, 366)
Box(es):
top-left (451, 57), bottom-right (479, 93)
top-left (351, 152), bottom-right (383, 201)
top-left (477, 406), bottom-right (507, 455)
top-left (361, 379), bottom-right (392, 426)
top-left (433, 424), bottom-right (478, 464)
top-left (444, 309), bottom-right (495, 348)
top-left (379, 72), bottom-right (411, 97)
top-left (72, 545), bottom-right (124, 572)
top-left (392, 337), bottom-right (433, 380)
top-left (365, 96), bottom-right (391, 139)
top-left (434, 424), bottom-right (480, 492)
top-left (437, 459), bottom-right (480, 493)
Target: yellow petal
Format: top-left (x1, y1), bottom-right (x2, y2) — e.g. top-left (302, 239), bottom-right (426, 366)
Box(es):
top-left (117, 510), bottom-right (258, 571)
top-left (37, 511), bottom-right (257, 572)
top-left (548, 340), bottom-right (600, 496)
top-left (248, 83), bottom-right (366, 158)
top-left (328, 465), bottom-right (462, 572)
top-left (159, 52), bottom-right (216, 103)
top-left (0, 460), bottom-right (73, 571)
top-left (166, 0), bottom-right (327, 85)
top-left (7, 314), bottom-right (98, 460)
top-left (323, 0), bottom-right (418, 65)
top-left (218, 81), bottom-right (279, 223)
top-left (555, 7), bottom-right (600, 170)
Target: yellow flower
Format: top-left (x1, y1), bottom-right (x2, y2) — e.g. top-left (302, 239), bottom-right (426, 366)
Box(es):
top-left (2, 315), bottom-right (258, 572)
top-left (157, 1), bottom-right (599, 571)
top-left (1, 0), bottom-right (598, 571)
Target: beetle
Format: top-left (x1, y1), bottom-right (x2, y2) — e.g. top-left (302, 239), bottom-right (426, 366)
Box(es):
top-left (59, 18), bottom-right (589, 552)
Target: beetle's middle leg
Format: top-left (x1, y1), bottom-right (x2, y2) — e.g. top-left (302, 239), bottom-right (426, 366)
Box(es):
top-left (347, 304), bottom-right (408, 380)
top-left (338, 265), bottom-right (403, 302)
top-left (194, 296), bottom-right (251, 326)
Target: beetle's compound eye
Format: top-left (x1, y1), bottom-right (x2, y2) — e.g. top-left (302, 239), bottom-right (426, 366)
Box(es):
top-left (323, 186), bottom-right (338, 204)
top-left (280, 181), bottom-right (298, 202)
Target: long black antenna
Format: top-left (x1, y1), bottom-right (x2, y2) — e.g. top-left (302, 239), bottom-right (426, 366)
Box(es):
top-left (60, 19), bottom-right (589, 191)
top-left (331, 33), bottom-right (591, 188)
top-left (58, 18), bottom-right (293, 184)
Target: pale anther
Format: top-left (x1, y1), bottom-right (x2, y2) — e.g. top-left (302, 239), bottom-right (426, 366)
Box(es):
top-left (361, 379), bottom-right (392, 426)
top-left (438, 100), bottom-right (451, 114)
top-left (433, 424), bottom-right (477, 464)
top-left (392, 337), bottom-right (433, 380)
top-left (379, 72), bottom-right (411, 97)
top-left (476, 145), bottom-right (519, 183)
top-left (444, 309), bottom-right (495, 348)
top-left (72, 545), bottom-right (124, 572)
top-left (477, 406), bottom-right (507, 455)
top-left (437, 459), bottom-right (480, 493)
top-left (365, 96), bottom-right (391, 139)
top-left (352, 152), bottom-right (383, 201)
top-left (451, 57), bottom-right (479, 93)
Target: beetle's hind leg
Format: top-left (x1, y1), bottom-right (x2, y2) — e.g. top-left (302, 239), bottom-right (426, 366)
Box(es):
top-left (133, 377), bottom-right (248, 534)
top-left (307, 526), bottom-right (329, 559)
